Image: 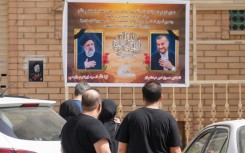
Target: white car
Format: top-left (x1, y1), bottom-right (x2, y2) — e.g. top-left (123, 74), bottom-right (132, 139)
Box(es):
top-left (182, 120), bottom-right (245, 153)
top-left (0, 96), bottom-right (66, 153)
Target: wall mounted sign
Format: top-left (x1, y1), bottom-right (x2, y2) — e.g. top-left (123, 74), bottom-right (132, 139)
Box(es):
top-left (29, 60), bottom-right (43, 82)
top-left (62, 0), bottom-right (190, 87)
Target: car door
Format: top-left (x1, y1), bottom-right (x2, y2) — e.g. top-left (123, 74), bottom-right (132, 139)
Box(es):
top-left (184, 126), bottom-right (229, 153)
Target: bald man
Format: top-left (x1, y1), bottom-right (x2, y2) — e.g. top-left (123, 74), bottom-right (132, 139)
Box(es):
top-left (61, 89), bottom-right (111, 153)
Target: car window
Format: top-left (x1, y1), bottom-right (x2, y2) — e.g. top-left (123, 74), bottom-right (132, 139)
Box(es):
top-left (0, 107), bottom-right (66, 141)
top-left (238, 126), bottom-right (245, 153)
top-left (205, 128), bottom-right (228, 153)
top-left (185, 130), bottom-right (213, 153)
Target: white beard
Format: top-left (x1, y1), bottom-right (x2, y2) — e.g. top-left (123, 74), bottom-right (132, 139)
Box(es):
top-left (85, 49), bottom-right (95, 57)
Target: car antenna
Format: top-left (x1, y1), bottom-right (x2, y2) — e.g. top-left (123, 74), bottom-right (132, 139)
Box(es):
top-left (0, 83), bottom-right (16, 98)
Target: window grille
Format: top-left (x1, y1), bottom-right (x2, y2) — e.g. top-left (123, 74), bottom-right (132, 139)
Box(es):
top-left (230, 10), bottom-right (245, 31)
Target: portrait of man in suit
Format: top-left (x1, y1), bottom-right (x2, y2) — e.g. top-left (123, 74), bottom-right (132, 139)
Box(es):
top-left (151, 34), bottom-right (176, 71)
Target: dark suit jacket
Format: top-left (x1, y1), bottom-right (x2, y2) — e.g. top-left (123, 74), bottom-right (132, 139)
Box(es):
top-left (77, 51), bottom-right (102, 70)
top-left (151, 51), bottom-right (175, 70)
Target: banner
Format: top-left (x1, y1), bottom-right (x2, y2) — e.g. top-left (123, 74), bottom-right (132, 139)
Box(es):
top-left (63, 0), bottom-right (190, 87)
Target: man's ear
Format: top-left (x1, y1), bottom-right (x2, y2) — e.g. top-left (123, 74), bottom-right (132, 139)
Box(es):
top-left (97, 102), bottom-right (102, 113)
top-left (159, 94), bottom-right (163, 102)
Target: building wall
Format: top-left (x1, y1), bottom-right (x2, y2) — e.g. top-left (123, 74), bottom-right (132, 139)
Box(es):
top-left (5, 0), bottom-right (245, 143)
top-left (0, 0), bottom-right (8, 90)
top-left (7, 0), bottom-right (64, 108)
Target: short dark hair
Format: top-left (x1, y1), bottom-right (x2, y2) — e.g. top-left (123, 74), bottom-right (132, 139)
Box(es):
top-left (74, 82), bottom-right (90, 96)
top-left (82, 88), bottom-right (101, 111)
top-left (142, 81), bottom-right (162, 103)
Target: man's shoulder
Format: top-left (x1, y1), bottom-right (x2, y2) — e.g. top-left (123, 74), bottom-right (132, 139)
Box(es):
top-left (80, 114), bottom-right (101, 122)
top-left (78, 115), bottom-right (107, 131)
top-left (60, 100), bottom-right (80, 107)
top-left (130, 107), bottom-right (170, 115)
top-left (169, 51), bottom-right (175, 57)
top-left (126, 108), bottom-right (147, 116)
top-left (151, 52), bottom-right (160, 58)
top-left (78, 52), bottom-right (87, 60)
top-left (94, 51), bottom-right (102, 57)
top-left (61, 99), bottom-right (75, 104)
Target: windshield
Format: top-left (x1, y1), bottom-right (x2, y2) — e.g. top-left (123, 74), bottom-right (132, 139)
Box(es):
top-left (0, 107), bottom-right (66, 141)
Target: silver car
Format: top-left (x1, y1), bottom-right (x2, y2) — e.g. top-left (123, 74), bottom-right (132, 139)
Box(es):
top-left (182, 120), bottom-right (245, 153)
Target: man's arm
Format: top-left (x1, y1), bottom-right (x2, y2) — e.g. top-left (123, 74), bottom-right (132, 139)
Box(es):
top-left (118, 142), bottom-right (128, 153)
top-left (94, 139), bottom-right (111, 153)
top-left (170, 146), bottom-right (181, 153)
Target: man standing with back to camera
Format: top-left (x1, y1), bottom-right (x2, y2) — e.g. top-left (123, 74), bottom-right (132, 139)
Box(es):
top-left (115, 81), bottom-right (182, 153)
top-left (61, 89), bottom-right (111, 153)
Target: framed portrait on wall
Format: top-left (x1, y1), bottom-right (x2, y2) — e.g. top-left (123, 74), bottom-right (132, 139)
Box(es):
top-left (150, 30), bottom-right (179, 72)
top-left (74, 29), bottom-right (103, 71)
top-left (28, 60), bottom-right (43, 82)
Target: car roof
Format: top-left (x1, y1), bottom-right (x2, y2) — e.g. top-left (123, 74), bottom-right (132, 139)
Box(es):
top-left (0, 97), bottom-right (56, 108)
top-left (206, 119), bottom-right (245, 129)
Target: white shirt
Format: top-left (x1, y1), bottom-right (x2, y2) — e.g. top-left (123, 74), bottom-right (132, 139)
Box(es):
top-left (160, 52), bottom-right (176, 71)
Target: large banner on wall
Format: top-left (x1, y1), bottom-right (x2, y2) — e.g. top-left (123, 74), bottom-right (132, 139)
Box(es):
top-left (63, 0), bottom-right (190, 87)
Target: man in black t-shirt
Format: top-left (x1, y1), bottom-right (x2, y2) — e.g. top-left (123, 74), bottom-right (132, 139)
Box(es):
top-left (115, 81), bottom-right (182, 153)
top-left (61, 89), bottom-right (111, 153)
